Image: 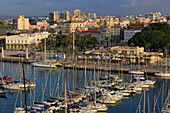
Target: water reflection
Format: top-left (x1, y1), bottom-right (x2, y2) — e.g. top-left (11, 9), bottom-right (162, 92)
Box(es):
top-left (0, 62), bottom-right (169, 113)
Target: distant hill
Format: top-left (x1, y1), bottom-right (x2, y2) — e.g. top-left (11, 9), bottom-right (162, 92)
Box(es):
top-left (128, 23), bottom-right (170, 52)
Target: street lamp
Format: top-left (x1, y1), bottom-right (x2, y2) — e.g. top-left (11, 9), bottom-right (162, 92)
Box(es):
top-left (71, 29), bottom-right (75, 51)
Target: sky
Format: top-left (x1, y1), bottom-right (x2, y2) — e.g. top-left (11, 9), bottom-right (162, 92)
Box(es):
top-left (0, 0), bottom-right (170, 17)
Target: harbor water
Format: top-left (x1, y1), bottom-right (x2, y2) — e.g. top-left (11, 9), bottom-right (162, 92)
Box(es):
top-left (0, 61), bottom-right (169, 113)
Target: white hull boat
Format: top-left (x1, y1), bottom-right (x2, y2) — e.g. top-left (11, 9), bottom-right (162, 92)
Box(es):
top-left (31, 62), bottom-right (56, 68)
top-left (155, 73), bottom-right (170, 77)
top-left (128, 71), bottom-right (144, 75)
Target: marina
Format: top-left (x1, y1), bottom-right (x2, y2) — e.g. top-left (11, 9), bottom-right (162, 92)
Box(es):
top-left (0, 61), bottom-right (169, 113)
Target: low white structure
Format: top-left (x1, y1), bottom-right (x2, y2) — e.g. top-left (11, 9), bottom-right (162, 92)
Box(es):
top-left (5, 32), bottom-right (49, 50)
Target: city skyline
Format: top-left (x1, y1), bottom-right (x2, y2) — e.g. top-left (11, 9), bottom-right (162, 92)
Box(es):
top-left (0, 0), bottom-right (170, 17)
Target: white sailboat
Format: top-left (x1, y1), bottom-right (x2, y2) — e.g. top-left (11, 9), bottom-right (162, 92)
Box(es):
top-left (155, 49), bottom-right (170, 77)
top-left (31, 34), bottom-right (57, 68)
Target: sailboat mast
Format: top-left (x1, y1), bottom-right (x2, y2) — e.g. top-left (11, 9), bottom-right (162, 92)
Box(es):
top-left (138, 51), bottom-right (140, 72)
top-left (85, 57), bottom-right (86, 87)
top-left (44, 36), bottom-right (46, 61)
top-left (165, 49), bottom-right (168, 73)
top-left (22, 61), bottom-right (27, 113)
top-left (131, 55), bottom-right (132, 81)
top-left (143, 90), bottom-right (145, 113)
top-left (94, 63), bottom-right (96, 105)
top-left (65, 70), bottom-right (67, 113)
top-left (42, 84), bottom-right (44, 102)
top-left (33, 66), bottom-right (35, 105)
top-left (50, 61), bottom-right (51, 97)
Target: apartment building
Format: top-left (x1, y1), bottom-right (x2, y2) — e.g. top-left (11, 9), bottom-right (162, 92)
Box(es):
top-left (13, 15), bottom-right (29, 30)
top-left (49, 11), bottom-right (59, 25)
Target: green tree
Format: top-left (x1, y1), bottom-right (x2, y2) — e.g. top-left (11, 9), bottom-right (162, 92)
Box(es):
top-left (128, 23), bottom-right (170, 53)
top-left (29, 19), bottom-right (37, 25)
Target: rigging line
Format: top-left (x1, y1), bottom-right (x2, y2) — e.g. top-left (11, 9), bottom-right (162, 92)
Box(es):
top-left (14, 61), bottom-right (20, 80)
top-left (136, 92), bottom-right (144, 113)
top-left (60, 68), bottom-right (64, 96)
top-left (2, 97), bottom-right (7, 113)
top-left (55, 69), bottom-right (61, 97)
top-left (52, 69), bottom-right (59, 96)
top-left (43, 71), bottom-right (49, 94)
top-left (77, 72), bottom-right (83, 88)
top-left (153, 84), bottom-right (164, 112)
top-left (161, 91), bottom-right (170, 112)
top-left (53, 70), bottom-right (61, 96)
top-left (14, 91), bottom-right (19, 110)
top-left (156, 101), bottom-right (161, 113)
top-left (147, 92), bottom-right (151, 113)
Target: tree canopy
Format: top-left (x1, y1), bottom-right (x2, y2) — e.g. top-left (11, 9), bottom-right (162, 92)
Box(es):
top-left (40, 33), bottom-right (98, 52)
top-left (29, 19), bottom-right (37, 25)
top-left (128, 23), bottom-right (170, 52)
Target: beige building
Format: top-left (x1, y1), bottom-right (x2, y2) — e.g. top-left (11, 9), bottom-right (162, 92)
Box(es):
top-left (49, 11), bottom-right (59, 24)
top-left (110, 46), bottom-right (144, 55)
top-left (65, 11), bottom-right (71, 21)
top-left (5, 32), bottom-right (49, 50)
top-left (110, 25), bottom-right (121, 37)
top-left (62, 21), bottom-right (88, 35)
top-left (73, 9), bottom-right (81, 17)
top-left (110, 46), bottom-right (162, 63)
top-left (13, 15), bottom-right (30, 30)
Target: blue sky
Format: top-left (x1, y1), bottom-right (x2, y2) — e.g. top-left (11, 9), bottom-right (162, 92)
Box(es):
top-left (0, 0), bottom-right (169, 16)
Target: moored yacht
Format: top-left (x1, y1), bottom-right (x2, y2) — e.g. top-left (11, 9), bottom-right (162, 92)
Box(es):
top-left (31, 62), bottom-right (57, 68)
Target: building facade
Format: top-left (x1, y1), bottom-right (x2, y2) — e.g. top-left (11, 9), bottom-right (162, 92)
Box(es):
top-left (5, 32), bottom-right (49, 50)
top-left (110, 46), bottom-right (144, 55)
top-left (124, 29), bottom-right (141, 40)
top-left (13, 15), bottom-right (29, 30)
top-left (73, 9), bottom-right (81, 17)
top-left (49, 11), bottom-right (59, 25)
top-left (62, 21), bottom-right (88, 35)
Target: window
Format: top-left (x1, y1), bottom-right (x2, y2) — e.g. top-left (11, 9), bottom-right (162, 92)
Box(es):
top-left (22, 40), bottom-right (23, 43)
top-left (25, 40), bottom-right (27, 43)
top-left (122, 50), bottom-right (127, 54)
top-left (18, 40), bottom-right (20, 43)
top-left (130, 51), bottom-right (134, 55)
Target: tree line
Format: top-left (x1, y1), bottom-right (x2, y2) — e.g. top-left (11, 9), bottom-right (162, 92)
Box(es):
top-left (40, 33), bottom-right (98, 53)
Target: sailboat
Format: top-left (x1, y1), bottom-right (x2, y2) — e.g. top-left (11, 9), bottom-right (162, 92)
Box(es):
top-left (31, 35), bottom-right (57, 68)
top-left (0, 90), bottom-right (6, 97)
top-left (155, 49), bottom-right (170, 77)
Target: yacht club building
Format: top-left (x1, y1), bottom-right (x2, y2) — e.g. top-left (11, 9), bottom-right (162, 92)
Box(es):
top-left (5, 32), bottom-right (49, 50)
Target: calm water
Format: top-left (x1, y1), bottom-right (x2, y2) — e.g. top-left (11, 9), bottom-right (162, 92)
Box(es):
top-left (0, 62), bottom-right (169, 113)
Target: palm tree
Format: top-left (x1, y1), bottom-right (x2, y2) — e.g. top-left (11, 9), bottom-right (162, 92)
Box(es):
top-left (144, 43), bottom-right (151, 52)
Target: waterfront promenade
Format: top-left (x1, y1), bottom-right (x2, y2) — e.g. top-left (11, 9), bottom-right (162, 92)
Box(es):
top-left (0, 50), bottom-right (169, 76)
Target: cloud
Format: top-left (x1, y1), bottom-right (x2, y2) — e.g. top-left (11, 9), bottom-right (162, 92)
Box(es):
top-left (45, 2), bottom-right (51, 6)
top-left (121, 0), bottom-right (137, 7)
top-left (0, 0), bottom-right (169, 16)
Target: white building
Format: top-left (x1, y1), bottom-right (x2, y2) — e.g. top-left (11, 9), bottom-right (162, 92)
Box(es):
top-left (5, 32), bottom-right (49, 50)
top-left (124, 30), bottom-right (141, 40)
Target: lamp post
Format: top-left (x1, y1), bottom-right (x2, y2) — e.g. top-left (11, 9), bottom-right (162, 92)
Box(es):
top-left (72, 30), bottom-right (75, 51)
top-left (71, 29), bottom-right (75, 61)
